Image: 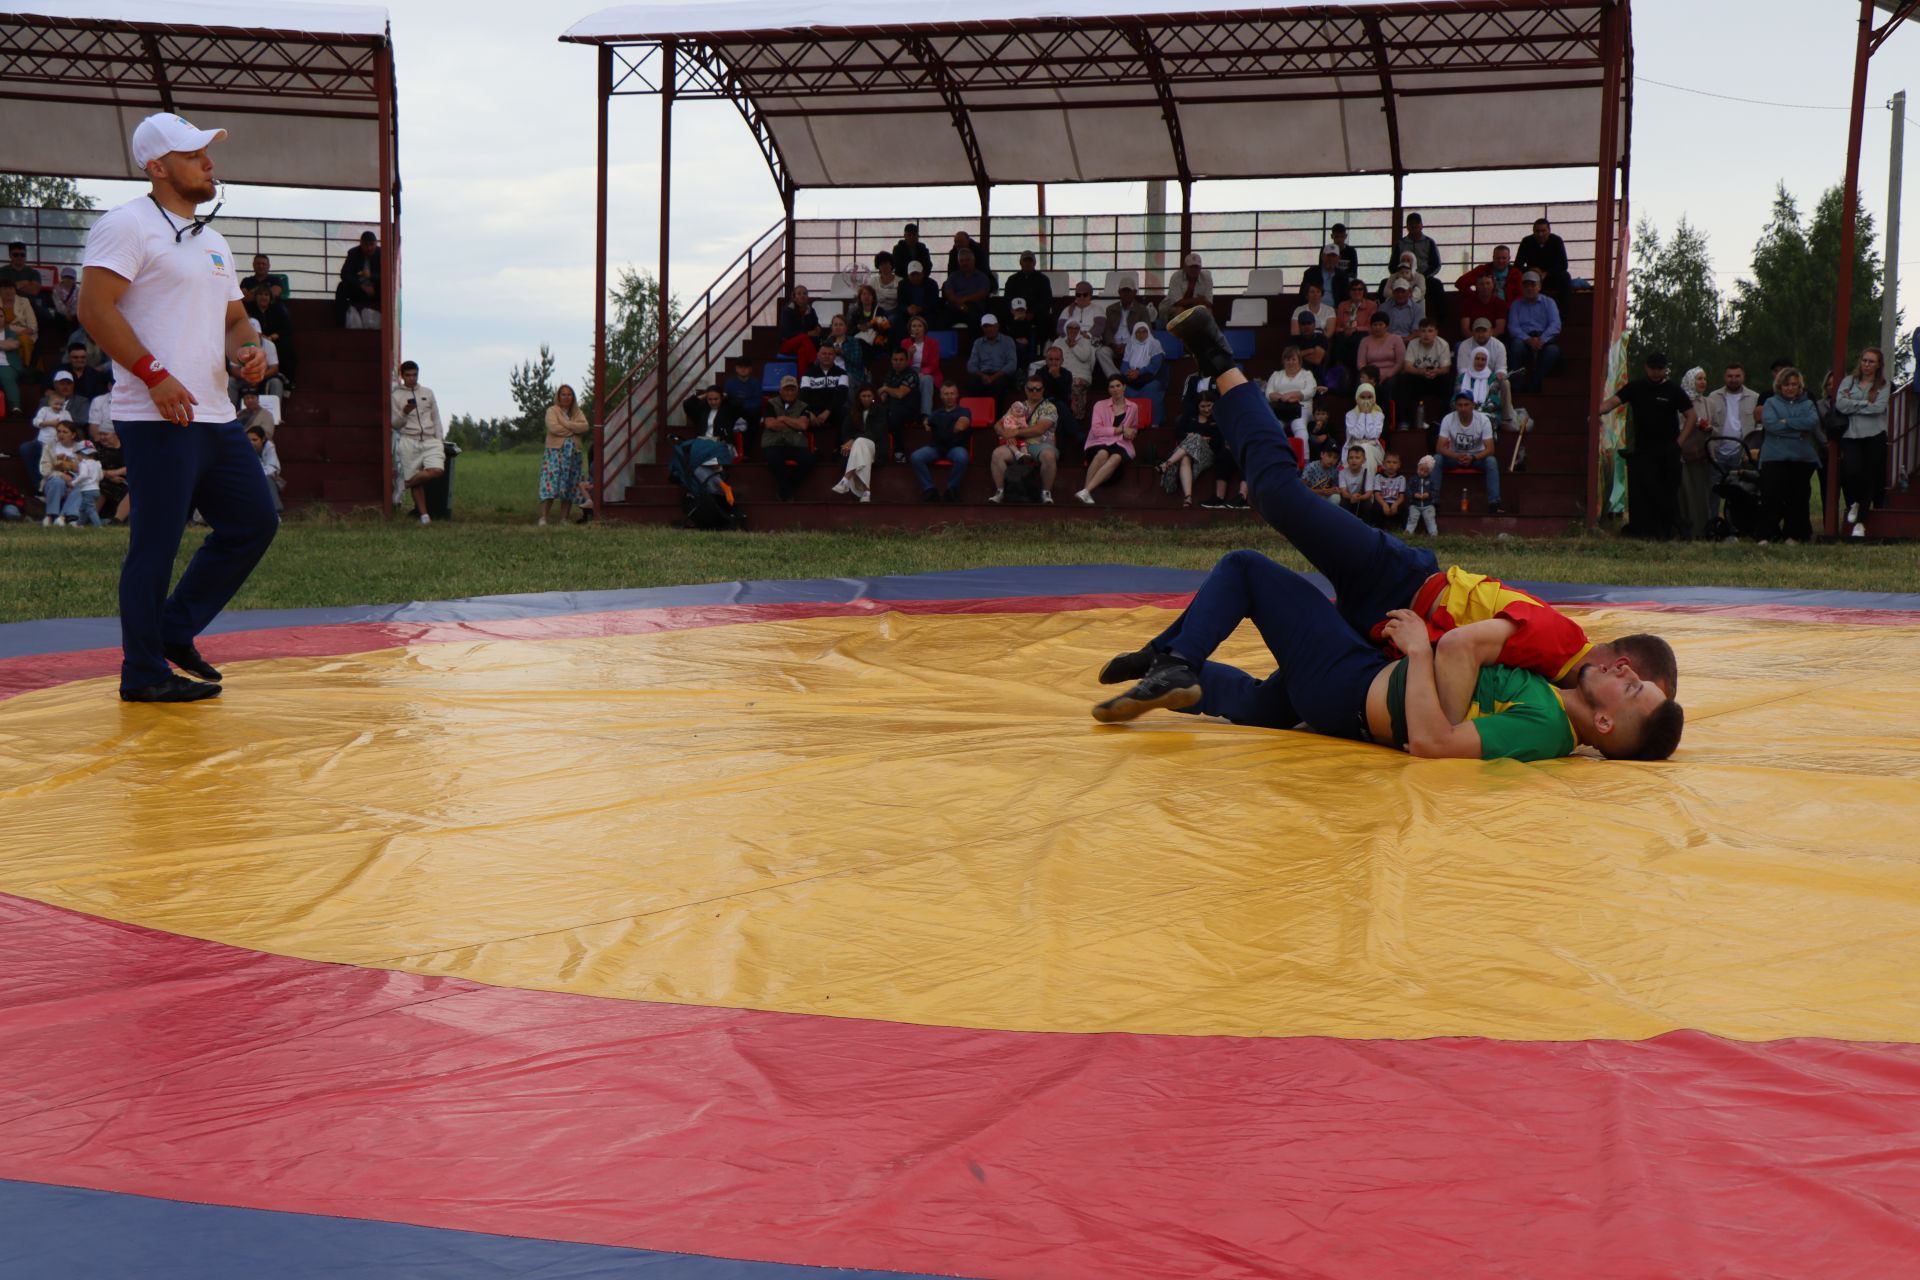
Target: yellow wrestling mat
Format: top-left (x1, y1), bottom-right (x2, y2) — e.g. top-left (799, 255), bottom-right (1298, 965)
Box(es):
top-left (4, 603), bottom-right (1918, 1043)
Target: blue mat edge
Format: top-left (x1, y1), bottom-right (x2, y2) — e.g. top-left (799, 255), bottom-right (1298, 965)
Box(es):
top-left (3, 563), bottom-right (1916, 661)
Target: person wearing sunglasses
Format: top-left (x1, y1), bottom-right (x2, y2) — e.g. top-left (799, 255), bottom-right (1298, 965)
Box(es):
top-left (77, 112), bottom-right (278, 704)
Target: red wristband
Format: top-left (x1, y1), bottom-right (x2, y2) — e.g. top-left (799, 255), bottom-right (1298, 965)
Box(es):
top-left (131, 354), bottom-right (171, 390)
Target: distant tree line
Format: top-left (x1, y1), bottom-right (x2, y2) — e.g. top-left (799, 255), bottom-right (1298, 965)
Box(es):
top-left (450, 267), bottom-right (683, 453)
top-left (1627, 182), bottom-right (1906, 390)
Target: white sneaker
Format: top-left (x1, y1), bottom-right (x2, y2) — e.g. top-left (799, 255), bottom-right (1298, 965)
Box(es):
top-left (830, 479), bottom-right (851, 495)
top-left (857, 491), bottom-right (872, 504)
top-left (1851, 522), bottom-right (1866, 538)
top-left (53, 516), bottom-right (66, 526)
top-left (419, 513), bottom-right (431, 525)
top-left (1845, 502), bottom-right (1859, 525)
top-left (41, 516), bottom-right (51, 526)
top-left (1040, 490), bottom-right (1054, 505)
top-left (537, 517), bottom-right (547, 526)
top-left (1075, 489), bottom-right (1095, 505)
top-left (988, 490), bottom-right (1004, 504)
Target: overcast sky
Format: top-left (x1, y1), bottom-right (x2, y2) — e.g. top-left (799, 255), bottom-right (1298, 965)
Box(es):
top-left (78, 0), bottom-right (1920, 417)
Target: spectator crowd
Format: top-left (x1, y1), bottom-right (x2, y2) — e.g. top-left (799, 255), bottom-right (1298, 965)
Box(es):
top-left (5, 230), bottom-right (390, 526)
top-left (670, 216), bottom-right (1598, 522)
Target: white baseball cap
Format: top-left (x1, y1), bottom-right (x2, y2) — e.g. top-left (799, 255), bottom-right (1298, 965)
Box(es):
top-left (131, 112), bottom-right (228, 169)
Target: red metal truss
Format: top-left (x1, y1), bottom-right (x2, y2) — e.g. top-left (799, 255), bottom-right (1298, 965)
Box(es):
top-left (0, 15), bottom-right (381, 117)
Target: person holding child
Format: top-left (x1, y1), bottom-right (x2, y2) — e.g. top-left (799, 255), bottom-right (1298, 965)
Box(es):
top-left (39, 419), bottom-right (86, 525)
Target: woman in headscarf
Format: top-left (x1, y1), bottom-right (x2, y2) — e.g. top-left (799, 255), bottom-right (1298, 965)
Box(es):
top-left (1673, 365), bottom-right (1716, 538)
top-left (1343, 382), bottom-right (1387, 482)
top-left (1118, 320), bottom-right (1166, 425)
top-left (1380, 251), bottom-right (1427, 304)
top-left (1454, 344), bottom-right (1510, 446)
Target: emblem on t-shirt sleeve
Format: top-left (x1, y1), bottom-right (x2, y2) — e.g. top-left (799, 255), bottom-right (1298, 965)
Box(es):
top-left (209, 252), bottom-right (228, 276)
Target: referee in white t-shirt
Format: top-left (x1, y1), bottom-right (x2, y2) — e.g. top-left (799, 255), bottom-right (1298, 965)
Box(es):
top-left (78, 114), bottom-right (278, 703)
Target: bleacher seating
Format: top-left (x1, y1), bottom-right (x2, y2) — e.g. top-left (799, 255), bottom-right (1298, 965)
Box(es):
top-left (625, 239), bottom-right (1605, 533)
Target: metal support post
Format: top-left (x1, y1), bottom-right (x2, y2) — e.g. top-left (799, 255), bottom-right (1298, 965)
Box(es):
top-left (1884, 90), bottom-right (1906, 364)
top-left (592, 43), bottom-right (611, 511)
top-left (655, 41), bottom-right (676, 454)
top-left (1828, 0), bottom-right (1878, 536)
top-left (1585, 0), bottom-right (1625, 527)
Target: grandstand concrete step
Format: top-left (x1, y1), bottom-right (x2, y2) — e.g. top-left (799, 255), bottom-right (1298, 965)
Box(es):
top-left (1859, 505), bottom-right (1920, 539)
top-left (651, 453), bottom-right (1583, 520)
top-left (604, 497), bottom-right (1578, 537)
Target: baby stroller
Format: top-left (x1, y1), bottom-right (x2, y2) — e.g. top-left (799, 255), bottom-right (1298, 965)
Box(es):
top-left (669, 436), bottom-right (746, 531)
top-left (1707, 429), bottom-right (1767, 541)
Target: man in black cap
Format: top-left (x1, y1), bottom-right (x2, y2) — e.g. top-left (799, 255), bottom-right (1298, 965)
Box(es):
top-left (1595, 351), bottom-right (1695, 540)
top-left (890, 223), bottom-right (933, 281)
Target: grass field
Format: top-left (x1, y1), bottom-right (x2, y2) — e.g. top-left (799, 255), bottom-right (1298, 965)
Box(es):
top-left (3, 451), bottom-right (1915, 624)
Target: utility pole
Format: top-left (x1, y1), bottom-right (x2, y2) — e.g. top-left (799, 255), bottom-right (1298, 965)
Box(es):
top-left (1884, 90), bottom-right (1905, 365)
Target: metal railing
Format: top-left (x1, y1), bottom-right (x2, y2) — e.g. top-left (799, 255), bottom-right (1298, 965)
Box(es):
top-left (790, 202), bottom-right (1600, 297)
top-left (599, 219), bottom-right (785, 501)
top-left (1890, 377), bottom-right (1917, 493)
top-left (1, 205), bottom-right (378, 299)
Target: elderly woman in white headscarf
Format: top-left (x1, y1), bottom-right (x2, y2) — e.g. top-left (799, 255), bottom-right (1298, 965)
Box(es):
top-left (1343, 382), bottom-right (1388, 481)
top-left (1117, 320), bottom-right (1167, 426)
top-left (1380, 251), bottom-right (1428, 304)
top-left (1455, 343), bottom-right (1511, 427)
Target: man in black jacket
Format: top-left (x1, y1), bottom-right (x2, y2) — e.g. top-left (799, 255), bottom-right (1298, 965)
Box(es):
top-left (890, 223), bottom-right (934, 280)
top-left (1515, 218), bottom-right (1571, 299)
top-left (1296, 245), bottom-right (1351, 308)
top-left (1004, 250), bottom-right (1053, 329)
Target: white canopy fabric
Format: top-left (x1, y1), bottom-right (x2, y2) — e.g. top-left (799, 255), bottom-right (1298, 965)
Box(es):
top-left (564, 1), bottom-right (1629, 189)
top-left (1, 1), bottom-right (393, 191)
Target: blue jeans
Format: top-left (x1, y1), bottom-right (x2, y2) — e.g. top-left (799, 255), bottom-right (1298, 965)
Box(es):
top-left (1159, 380), bottom-right (1438, 648)
top-left (42, 472), bottom-right (83, 519)
top-left (910, 444), bottom-right (968, 493)
top-left (72, 488), bottom-right (103, 525)
top-left (18, 437), bottom-right (43, 481)
top-left (1510, 338), bottom-right (1560, 390)
top-left (1160, 549), bottom-right (1390, 740)
top-left (116, 418), bottom-right (279, 690)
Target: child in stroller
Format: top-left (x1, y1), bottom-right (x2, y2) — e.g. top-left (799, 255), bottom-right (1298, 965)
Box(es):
top-left (670, 436), bottom-right (746, 530)
top-left (1708, 429), bottom-right (1768, 541)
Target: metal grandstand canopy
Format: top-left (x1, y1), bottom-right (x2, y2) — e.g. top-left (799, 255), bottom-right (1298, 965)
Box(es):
top-left (0, 2), bottom-right (395, 192)
top-left (563, 0), bottom-right (1630, 192)
top-left (564, 0), bottom-right (1634, 521)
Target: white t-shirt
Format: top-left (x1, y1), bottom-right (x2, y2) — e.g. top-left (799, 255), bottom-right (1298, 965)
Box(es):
top-left (1444, 411), bottom-right (1494, 458)
top-left (83, 195), bottom-right (243, 425)
top-left (32, 404), bottom-right (71, 444)
top-left (1369, 471), bottom-right (1407, 503)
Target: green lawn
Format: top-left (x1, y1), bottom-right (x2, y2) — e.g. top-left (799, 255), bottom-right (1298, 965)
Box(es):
top-left (3, 451), bottom-right (1915, 624)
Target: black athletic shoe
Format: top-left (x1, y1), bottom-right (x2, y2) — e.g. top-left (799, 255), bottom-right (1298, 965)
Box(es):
top-left (1098, 646), bottom-right (1159, 685)
top-left (1092, 657), bottom-right (1202, 723)
top-left (1229, 497), bottom-right (1250, 509)
top-left (922, 488), bottom-right (939, 503)
top-left (1200, 496), bottom-right (1228, 510)
top-left (120, 674), bottom-right (223, 704)
top-left (164, 642), bottom-right (222, 683)
top-left (1165, 304), bottom-right (1238, 380)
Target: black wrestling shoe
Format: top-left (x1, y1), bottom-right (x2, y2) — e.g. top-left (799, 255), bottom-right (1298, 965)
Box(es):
top-left (1165, 304), bottom-right (1238, 381)
top-left (1092, 656), bottom-right (1202, 723)
top-left (120, 674), bottom-right (223, 703)
top-left (164, 642), bottom-right (222, 683)
top-left (1098, 646), bottom-right (1159, 685)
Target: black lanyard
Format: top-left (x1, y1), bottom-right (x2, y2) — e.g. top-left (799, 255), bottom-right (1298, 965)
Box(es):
top-left (149, 193), bottom-right (223, 243)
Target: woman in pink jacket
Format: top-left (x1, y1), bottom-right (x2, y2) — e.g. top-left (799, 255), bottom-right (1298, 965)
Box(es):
top-left (901, 314), bottom-right (943, 417)
top-left (1077, 374), bottom-right (1140, 505)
